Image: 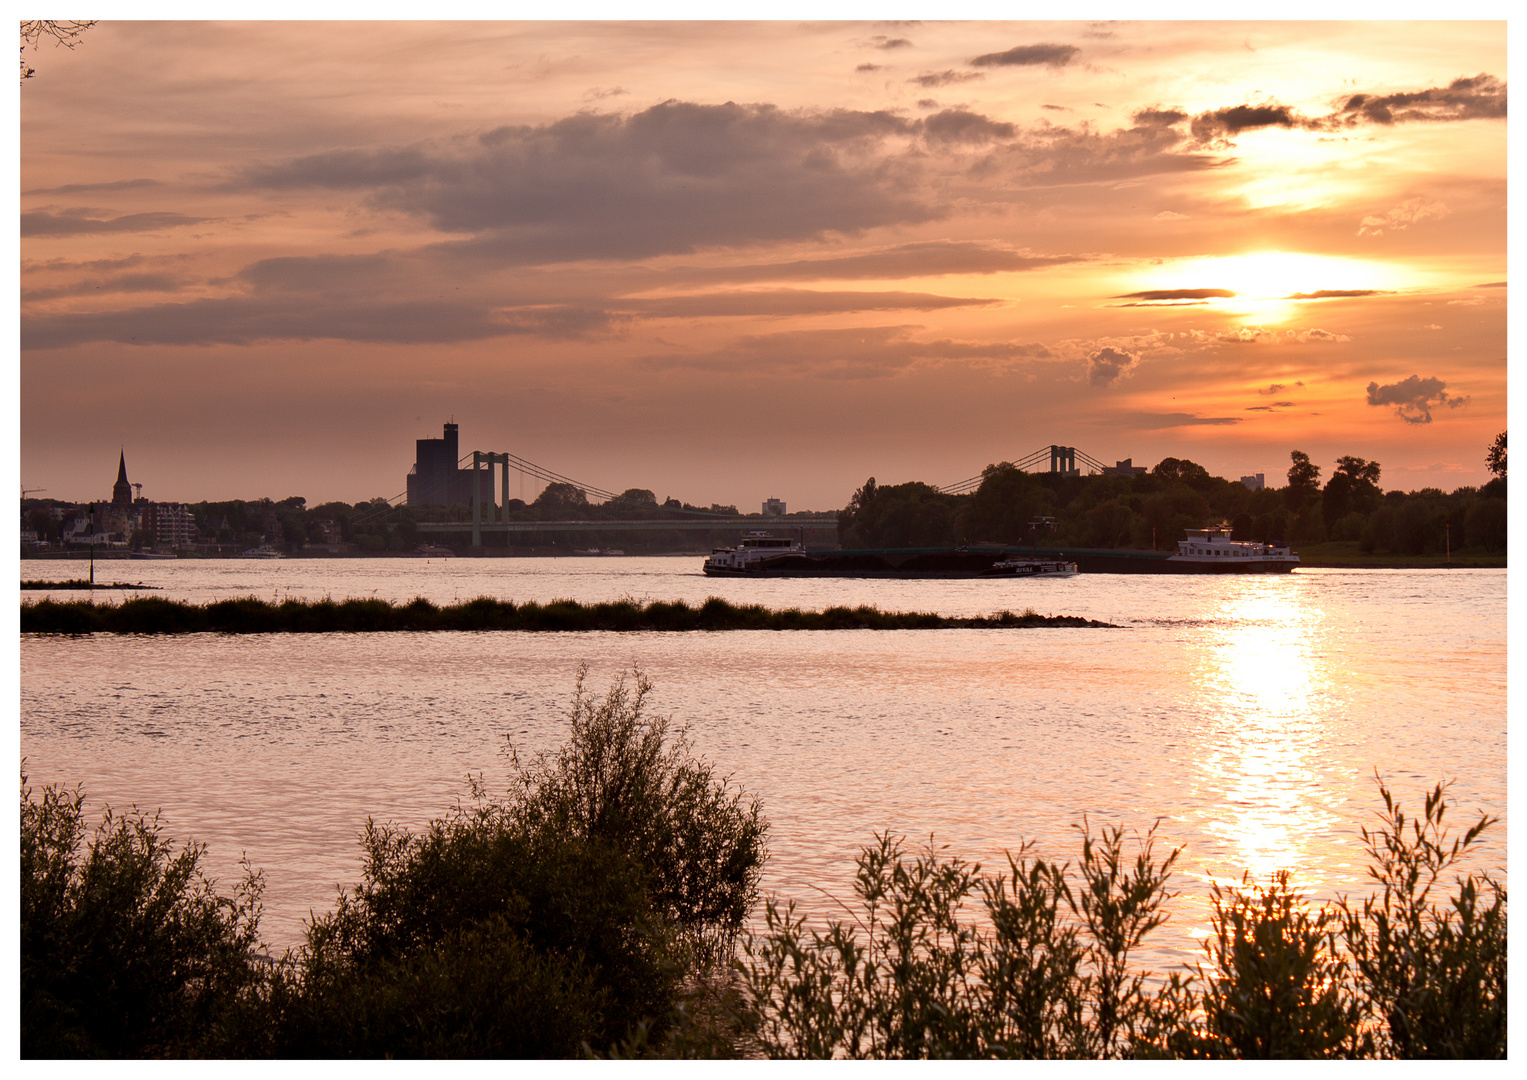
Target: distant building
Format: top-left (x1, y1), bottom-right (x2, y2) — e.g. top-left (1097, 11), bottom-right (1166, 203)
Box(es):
top-left (1240, 473), bottom-right (1266, 491)
top-left (406, 422), bottom-right (497, 508)
top-left (1101, 458), bottom-right (1149, 478)
top-left (762, 497), bottom-right (786, 516)
top-left (142, 503), bottom-right (197, 549)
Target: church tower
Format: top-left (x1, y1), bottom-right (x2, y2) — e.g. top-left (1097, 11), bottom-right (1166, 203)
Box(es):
top-left (112, 450), bottom-right (133, 507)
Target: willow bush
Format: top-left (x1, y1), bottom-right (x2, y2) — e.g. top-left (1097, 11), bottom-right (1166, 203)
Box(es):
top-left (735, 780), bottom-right (1505, 1059)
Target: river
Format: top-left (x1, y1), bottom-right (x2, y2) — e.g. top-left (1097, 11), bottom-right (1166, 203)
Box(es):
top-left (19, 556), bottom-right (1507, 969)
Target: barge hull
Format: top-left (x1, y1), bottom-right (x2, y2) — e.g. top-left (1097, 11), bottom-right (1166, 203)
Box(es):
top-left (703, 546), bottom-right (1296, 577)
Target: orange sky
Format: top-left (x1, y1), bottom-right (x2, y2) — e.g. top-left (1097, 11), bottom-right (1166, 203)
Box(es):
top-left (18, 18), bottom-right (1507, 509)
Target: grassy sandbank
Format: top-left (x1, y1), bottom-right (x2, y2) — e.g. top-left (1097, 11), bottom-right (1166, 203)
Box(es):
top-left (20, 595), bottom-right (1118, 635)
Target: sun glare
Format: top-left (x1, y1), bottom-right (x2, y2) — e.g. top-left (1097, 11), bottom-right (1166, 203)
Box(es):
top-left (1123, 251), bottom-right (1407, 324)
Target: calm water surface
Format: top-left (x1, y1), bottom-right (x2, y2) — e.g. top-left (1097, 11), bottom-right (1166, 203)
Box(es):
top-left (20, 557), bottom-right (1507, 966)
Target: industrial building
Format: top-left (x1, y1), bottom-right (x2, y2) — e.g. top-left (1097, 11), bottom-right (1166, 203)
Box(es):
top-left (406, 422), bottom-right (496, 508)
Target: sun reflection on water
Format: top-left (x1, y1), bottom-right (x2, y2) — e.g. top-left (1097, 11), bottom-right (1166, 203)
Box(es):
top-left (1187, 582), bottom-right (1341, 887)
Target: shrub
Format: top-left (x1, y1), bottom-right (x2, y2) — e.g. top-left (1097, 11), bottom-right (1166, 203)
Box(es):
top-left (736, 782), bottom-right (1506, 1060)
top-left (1339, 780), bottom-right (1506, 1057)
top-left (20, 770), bottom-right (266, 1058)
top-left (736, 824), bottom-right (1191, 1058)
top-left (265, 665), bottom-right (768, 1057)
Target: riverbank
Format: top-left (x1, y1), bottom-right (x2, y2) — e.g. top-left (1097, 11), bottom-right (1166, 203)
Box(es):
top-left (21, 579), bottom-right (161, 590)
top-left (1292, 542), bottom-right (1506, 569)
top-left (20, 595), bottom-right (1118, 635)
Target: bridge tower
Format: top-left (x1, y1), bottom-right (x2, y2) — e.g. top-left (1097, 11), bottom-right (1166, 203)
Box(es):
top-left (1048, 445), bottom-right (1081, 477)
top-left (470, 451), bottom-right (513, 548)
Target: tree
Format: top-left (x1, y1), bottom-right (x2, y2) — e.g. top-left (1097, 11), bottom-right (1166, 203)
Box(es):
top-left (533, 482), bottom-right (589, 511)
top-left (1285, 451), bottom-right (1321, 511)
top-left (1485, 431), bottom-right (1505, 480)
top-left (20, 20), bottom-right (95, 81)
top-left (1152, 457), bottom-right (1212, 488)
top-left (616, 488), bottom-right (657, 506)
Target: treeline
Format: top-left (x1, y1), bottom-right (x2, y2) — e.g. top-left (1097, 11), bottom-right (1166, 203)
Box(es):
top-left (19, 595), bottom-right (1116, 635)
top-left (21, 670), bottom-right (1506, 1058)
top-left (838, 441), bottom-right (1507, 556)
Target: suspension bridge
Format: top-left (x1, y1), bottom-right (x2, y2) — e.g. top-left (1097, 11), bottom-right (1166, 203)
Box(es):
top-left (361, 442), bottom-right (1122, 548)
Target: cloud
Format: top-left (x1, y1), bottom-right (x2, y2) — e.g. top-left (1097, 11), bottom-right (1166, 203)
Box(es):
top-left (1358, 196), bottom-right (1449, 236)
top-left (921, 108), bottom-right (1016, 144)
top-left (669, 241), bottom-right (1085, 284)
top-left (1121, 412), bottom-right (1240, 428)
top-left (1190, 104), bottom-right (1306, 144)
top-left (21, 272), bottom-right (184, 302)
top-left (1184, 74), bottom-right (1505, 149)
top-left (1365, 374), bottom-right (1469, 424)
top-left (617, 289), bottom-right (999, 318)
top-left (641, 325), bottom-right (1051, 380)
top-left (868, 35), bottom-right (912, 50)
top-left (1041, 104), bottom-right (1071, 112)
top-left (855, 63), bottom-right (882, 72)
top-left (23, 178), bottom-right (162, 196)
top-left (21, 208), bottom-right (208, 237)
top-left (21, 294), bottom-right (523, 349)
top-left (1258, 383), bottom-right (1286, 395)
top-left (969, 44), bottom-right (1079, 68)
top-left (1111, 288), bottom-right (1234, 305)
top-left (1131, 108), bottom-right (1188, 128)
top-left (1473, 281), bottom-right (1507, 288)
top-left (909, 70), bottom-right (985, 88)
top-left (1339, 73), bottom-right (1506, 125)
top-left (1087, 345), bottom-right (1138, 386)
top-left (1153, 210), bottom-right (1187, 220)
top-left (1285, 289), bottom-right (1388, 299)
top-left (245, 101), bottom-right (947, 264)
top-left (1289, 328), bottom-right (1349, 343)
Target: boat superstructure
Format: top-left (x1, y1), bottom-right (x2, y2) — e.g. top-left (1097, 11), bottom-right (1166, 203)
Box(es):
top-left (1167, 525), bottom-right (1298, 572)
top-left (703, 532), bottom-right (806, 575)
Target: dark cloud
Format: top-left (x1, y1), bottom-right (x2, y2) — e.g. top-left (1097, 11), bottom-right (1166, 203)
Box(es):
top-left (1114, 288), bottom-right (1235, 301)
top-left (641, 325), bottom-right (1050, 380)
top-left (1245, 401), bottom-right (1296, 411)
top-left (1184, 73), bottom-right (1505, 149)
top-left (620, 289), bottom-right (998, 318)
top-left (997, 115), bottom-right (1216, 187)
top-left (1041, 104), bottom-right (1071, 112)
top-left (23, 254), bottom-right (149, 273)
top-left (969, 44), bottom-right (1079, 68)
top-left (21, 209), bottom-right (208, 237)
top-left (921, 109), bottom-right (1017, 144)
top-left (1123, 412), bottom-right (1241, 428)
top-left (856, 63), bottom-right (882, 72)
top-left (1339, 73), bottom-right (1505, 125)
top-left (1285, 289), bottom-right (1389, 299)
top-left (23, 178), bottom-right (162, 196)
top-left (21, 272), bottom-right (184, 302)
top-left (676, 241), bottom-right (1085, 284)
top-left (1088, 345), bottom-right (1138, 385)
top-left (1190, 104), bottom-right (1305, 143)
top-left (1132, 108), bottom-right (1188, 128)
top-left (909, 70), bottom-right (984, 88)
top-left (1365, 374), bottom-right (1469, 424)
top-left (247, 101), bottom-right (936, 264)
top-left (21, 294), bottom-right (518, 349)
top-left (869, 36), bottom-right (912, 50)
top-left (1474, 281), bottom-right (1507, 288)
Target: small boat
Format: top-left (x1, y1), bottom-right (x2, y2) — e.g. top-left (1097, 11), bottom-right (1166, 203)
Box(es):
top-left (239, 544), bottom-right (285, 559)
top-left (988, 558), bottom-right (1079, 578)
top-left (406, 544), bottom-right (456, 558)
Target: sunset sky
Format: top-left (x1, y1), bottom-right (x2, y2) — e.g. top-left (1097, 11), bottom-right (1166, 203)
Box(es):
top-left (18, 16), bottom-right (1507, 510)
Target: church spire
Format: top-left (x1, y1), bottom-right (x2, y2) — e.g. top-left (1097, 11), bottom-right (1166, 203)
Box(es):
top-left (113, 449), bottom-right (133, 507)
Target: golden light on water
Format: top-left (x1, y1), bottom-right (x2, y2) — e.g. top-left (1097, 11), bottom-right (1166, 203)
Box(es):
top-left (1188, 582), bottom-right (1340, 885)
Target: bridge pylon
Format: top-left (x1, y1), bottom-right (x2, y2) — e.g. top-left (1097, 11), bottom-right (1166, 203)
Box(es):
top-left (471, 451), bottom-right (512, 548)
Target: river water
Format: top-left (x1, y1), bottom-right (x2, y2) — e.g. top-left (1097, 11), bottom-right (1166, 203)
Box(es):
top-left (19, 557), bottom-right (1507, 969)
